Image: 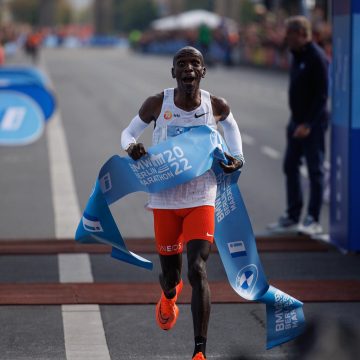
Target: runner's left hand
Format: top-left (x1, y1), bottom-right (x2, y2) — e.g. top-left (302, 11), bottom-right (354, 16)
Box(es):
top-left (219, 153), bottom-right (243, 173)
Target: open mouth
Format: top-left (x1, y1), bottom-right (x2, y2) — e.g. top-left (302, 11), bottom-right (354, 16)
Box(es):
top-left (182, 76), bottom-right (195, 84)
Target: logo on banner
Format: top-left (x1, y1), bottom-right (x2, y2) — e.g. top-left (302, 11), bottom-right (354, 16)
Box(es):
top-left (274, 290), bottom-right (300, 332)
top-left (228, 241), bottom-right (247, 257)
top-left (174, 126), bottom-right (185, 136)
top-left (210, 130), bottom-right (218, 147)
top-left (100, 172), bottom-right (112, 192)
top-left (82, 213), bottom-right (103, 232)
top-left (235, 264), bottom-right (258, 298)
top-left (129, 145), bottom-right (192, 186)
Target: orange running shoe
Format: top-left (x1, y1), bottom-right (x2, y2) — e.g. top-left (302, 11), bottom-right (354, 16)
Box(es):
top-left (192, 352), bottom-right (206, 360)
top-left (156, 280), bottom-right (183, 330)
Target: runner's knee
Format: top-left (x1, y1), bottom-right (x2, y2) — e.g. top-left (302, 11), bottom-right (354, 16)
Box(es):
top-left (188, 259), bottom-right (207, 286)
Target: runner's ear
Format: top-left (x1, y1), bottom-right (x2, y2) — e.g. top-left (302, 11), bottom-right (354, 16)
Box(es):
top-left (171, 67), bottom-right (176, 78)
top-left (202, 67), bottom-right (206, 78)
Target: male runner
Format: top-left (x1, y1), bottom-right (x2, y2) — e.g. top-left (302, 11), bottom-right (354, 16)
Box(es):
top-left (121, 46), bottom-right (244, 360)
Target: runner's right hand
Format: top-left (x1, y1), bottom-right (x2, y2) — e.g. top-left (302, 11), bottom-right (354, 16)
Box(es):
top-left (219, 152), bottom-right (243, 173)
top-left (126, 143), bottom-right (147, 160)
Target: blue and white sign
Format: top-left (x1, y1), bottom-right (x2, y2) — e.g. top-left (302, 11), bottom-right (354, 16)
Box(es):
top-left (0, 91), bottom-right (44, 145)
top-left (76, 126), bottom-right (305, 348)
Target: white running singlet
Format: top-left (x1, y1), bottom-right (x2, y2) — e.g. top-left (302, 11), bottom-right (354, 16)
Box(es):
top-left (148, 88), bottom-right (217, 209)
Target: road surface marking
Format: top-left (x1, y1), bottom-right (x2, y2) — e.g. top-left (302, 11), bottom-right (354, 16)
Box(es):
top-left (261, 145), bottom-right (281, 159)
top-left (59, 253), bottom-right (94, 283)
top-left (0, 236), bottom-right (329, 253)
top-left (62, 303), bottom-right (111, 360)
top-left (44, 68), bottom-right (110, 359)
top-left (46, 111), bottom-right (81, 238)
top-left (48, 112), bottom-right (110, 359)
top-left (242, 133), bottom-right (255, 146)
top-left (56, 206), bottom-right (110, 359)
top-left (1, 280), bottom-right (359, 304)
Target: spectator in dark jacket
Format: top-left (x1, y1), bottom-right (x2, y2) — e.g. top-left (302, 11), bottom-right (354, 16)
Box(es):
top-left (268, 15), bottom-right (329, 236)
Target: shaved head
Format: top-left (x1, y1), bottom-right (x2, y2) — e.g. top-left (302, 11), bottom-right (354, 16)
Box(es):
top-left (173, 46), bottom-right (204, 66)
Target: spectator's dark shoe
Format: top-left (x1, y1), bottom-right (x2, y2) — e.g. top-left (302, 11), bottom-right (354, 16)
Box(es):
top-left (267, 215), bottom-right (299, 233)
top-left (298, 215), bottom-right (323, 236)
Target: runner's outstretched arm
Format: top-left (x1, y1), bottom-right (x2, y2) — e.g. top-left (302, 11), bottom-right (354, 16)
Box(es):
top-left (121, 93), bottom-right (163, 160)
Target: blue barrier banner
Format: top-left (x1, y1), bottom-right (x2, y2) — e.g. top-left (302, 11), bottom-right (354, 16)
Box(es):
top-left (0, 91), bottom-right (44, 145)
top-left (75, 126), bottom-right (305, 348)
top-left (353, 14), bottom-right (360, 129)
top-left (0, 81), bottom-right (56, 121)
top-left (331, 0), bottom-right (360, 251)
top-left (0, 66), bottom-right (49, 87)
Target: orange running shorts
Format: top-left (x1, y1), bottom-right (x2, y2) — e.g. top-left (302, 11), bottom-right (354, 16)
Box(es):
top-left (153, 205), bottom-right (215, 255)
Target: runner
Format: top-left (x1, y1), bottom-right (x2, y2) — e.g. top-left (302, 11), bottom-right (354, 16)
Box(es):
top-left (121, 46), bottom-right (244, 360)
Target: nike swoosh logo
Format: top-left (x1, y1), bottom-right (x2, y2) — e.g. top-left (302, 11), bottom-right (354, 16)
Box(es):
top-left (158, 304), bottom-right (170, 324)
top-left (206, 232), bottom-right (214, 237)
top-left (194, 112), bottom-right (208, 118)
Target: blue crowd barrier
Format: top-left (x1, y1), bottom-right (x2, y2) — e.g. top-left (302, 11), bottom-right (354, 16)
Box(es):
top-left (0, 79), bottom-right (56, 121)
top-left (0, 66), bottom-right (50, 87)
top-left (0, 67), bottom-right (56, 121)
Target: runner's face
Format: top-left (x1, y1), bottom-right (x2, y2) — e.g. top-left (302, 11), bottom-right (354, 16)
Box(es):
top-left (172, 52), bottom-right (205, 94)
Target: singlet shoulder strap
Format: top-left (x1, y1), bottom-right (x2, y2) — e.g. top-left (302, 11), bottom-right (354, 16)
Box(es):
top-left (200, 89), bottom-right (216, 127)
top-left (200, 89), bottom-right (211, 103)
top-left (163, 88), bottom-right (174, 105)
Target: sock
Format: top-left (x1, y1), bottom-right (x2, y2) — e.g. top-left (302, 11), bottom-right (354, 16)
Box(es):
top-left (193, 336), bottom-right (207, 358)
top-left (164, 288), bottom-right (176, 299)
top-left (159, 274), bottom-right (178, 299)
